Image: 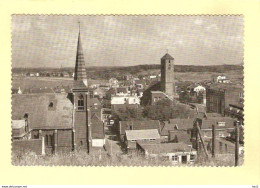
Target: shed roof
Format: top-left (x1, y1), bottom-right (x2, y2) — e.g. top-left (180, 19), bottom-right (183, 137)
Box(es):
top-left (125, 129), bottom-right (160, 140)
top-left (119, 120), bottom-right (160, 135)
top-left (137, 142), bottom-right (192, 154)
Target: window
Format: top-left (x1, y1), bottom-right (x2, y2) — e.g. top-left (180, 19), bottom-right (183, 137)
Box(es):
top-left (78, 94), bottom-right (84, 110)
top-left (150, 139), bottom-right (156, 141)
top-left (219, 142), bottom-right (223, 153)
top-left (172, 155), bottom-right (178, 161)
top-left (225, 144), bottom-right (228, 153)
top-left (49, 102), bottom-right (54, 108)
top-left (130, 125), bottom-right (133, 130)
top-left (218, 122), bottom-right (225, 127)
top-left (190, 154), bottom-right (195, 161)
top-left (24, 113), bottom-right (29, 119)
top-left (239, 92), bottom-right (244, 98)
top-left (45, 134), bottom-right (53, 147)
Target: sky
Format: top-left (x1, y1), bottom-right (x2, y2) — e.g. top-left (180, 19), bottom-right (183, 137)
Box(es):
top-left (12, 15), bottom-right (243, 68)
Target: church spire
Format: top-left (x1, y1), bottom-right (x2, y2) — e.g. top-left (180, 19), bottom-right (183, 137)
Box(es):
top-left (74, 21), bottom-right (87, 84)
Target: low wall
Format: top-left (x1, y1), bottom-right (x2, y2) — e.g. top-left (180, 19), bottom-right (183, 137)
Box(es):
top-left (12, 139), bottom-right (44, 155)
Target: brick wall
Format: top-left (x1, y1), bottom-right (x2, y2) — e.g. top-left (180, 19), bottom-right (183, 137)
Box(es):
top-left (12, 139), bottom-right (43, 155)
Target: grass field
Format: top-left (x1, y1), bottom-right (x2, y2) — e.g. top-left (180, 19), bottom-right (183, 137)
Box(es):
top-left (12, 77), bottom-right (109, 89)
top-left (12, 149), bottom-right (243, 166)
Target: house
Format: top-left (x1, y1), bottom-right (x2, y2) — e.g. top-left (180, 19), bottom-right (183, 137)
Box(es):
top-left (93, 87), bottom-right (106, 98)
top-left (125, 129), bottom-right (160, 150)
top-left (115, 87), bottom-right (129, 96)
top-left (111, 95), bottom-right (140, 105)
top-left (109, 78), bottom-right (119, 88)
top-left (207, 137), bottom-right (244, 155)
top-left (135, 80), bottom-right (144, 90)
top-left (160, 119), bottom-right (194, 142)
top-left (136, 142), bottom-right (197, 164)
top-left (12, 120), bottom-right (31, 140)
top-left (191, 116), bottom-right (236, 149)
top-left (117, 120), bottom-right (161, 141)
top-left (206, 83), bottom-right (244, 116)
top-left (215, 75), bottom-right (231, 83)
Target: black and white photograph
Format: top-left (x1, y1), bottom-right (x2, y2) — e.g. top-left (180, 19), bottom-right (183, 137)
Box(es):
top-left (11, 15), bottom-right (244, 166)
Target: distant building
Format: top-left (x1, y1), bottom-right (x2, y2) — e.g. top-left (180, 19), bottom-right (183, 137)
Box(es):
top-left (111, 95), bottom-right (140, 105)
top-left (141, 53), bottom-right (176, 105)
top-left (93, 87), bottom-right (106, 98)
top-left (206, 83), bottom-right (243, 116)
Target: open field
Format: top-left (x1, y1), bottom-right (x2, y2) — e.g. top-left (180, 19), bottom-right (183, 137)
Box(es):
top-left (12, 69), bottom-right (243, 90)
top-left (12, 77), bottom-right (109, 89)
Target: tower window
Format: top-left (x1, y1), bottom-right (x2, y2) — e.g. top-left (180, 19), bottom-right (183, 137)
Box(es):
top-left (24, 113), bottom-right (29, 119)
top-left (78, 94), bottom-right (84, 110)
top-left (49, 102), bottom-right (54, 108)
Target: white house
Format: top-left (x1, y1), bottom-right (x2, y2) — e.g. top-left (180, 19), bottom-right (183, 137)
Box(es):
top-left (111, 95), bottom-right (140, 105)
top-left (194, 85), bottom-right (206, 93)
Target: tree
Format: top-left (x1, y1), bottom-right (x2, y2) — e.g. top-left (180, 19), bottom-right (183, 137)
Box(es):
top-left (143, 99), bottom-right (195, 121)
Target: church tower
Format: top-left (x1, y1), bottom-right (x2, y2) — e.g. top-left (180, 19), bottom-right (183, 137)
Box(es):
top-left (161, 53), bottom-right (175, 98)
top-left (72, 22), bottom-right (92, 152)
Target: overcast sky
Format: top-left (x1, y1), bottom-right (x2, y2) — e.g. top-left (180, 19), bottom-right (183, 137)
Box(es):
top-left (12, 15), bottom-right (243, 68)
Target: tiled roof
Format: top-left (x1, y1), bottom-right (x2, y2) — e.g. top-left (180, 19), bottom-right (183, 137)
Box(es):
top-left (74, 31), bottom-right (87, 81)
top-left (125, 129), bottom-right (160, 140)
top-left (169, 131), bottom-right (191, 145)
top-left (119, 120), bottom-right (161, 135)
top-left (12, 93), bottom-right (73, 129)
top-left (200, 117), bottom-right (236, 129)
top-left (160, 119), bottom-right (194, 135)
top-left (137, 142), bottom-right (192, 154)
top-left (161, 53), bottom-right (174, 60)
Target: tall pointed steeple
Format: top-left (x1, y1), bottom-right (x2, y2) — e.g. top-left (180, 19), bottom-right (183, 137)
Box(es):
top-left (74, 21), bottom-right (87, 86)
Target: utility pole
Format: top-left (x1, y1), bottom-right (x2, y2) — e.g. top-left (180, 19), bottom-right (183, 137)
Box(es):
top-left (212, 124), bottom-right (216, 158)
top-left (235, 121), bottom-right (240, 166)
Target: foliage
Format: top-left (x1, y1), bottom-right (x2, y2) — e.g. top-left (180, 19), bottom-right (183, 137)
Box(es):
top-left (112, 107), bottom-right (145, 121)
top-left (143, 99), bottom-right (195, 121)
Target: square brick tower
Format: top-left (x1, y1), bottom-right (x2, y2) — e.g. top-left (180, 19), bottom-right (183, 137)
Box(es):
top-left (161, 53), bottom-right (175, 98)
top-left (72, 22), bottom-right (92, 152)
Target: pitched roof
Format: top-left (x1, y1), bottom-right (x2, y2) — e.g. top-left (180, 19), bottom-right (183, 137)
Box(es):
top-left (161, 53), bottom-right (174, 60)
top-left (169, 131), bottom-right (191, 145)
top-left (91, 113), bottom-right (104, 139)
top-left (74, 30), bottom-right (87, 81)
top-left (137, 142), bottom-right (192, 154)
top-left (161, 119), bottom-right (193, 136)
top-left (199, 117), bottom-right (236, 129)
top-left (125, 129), bottom-right (160, 140)
top-left (12, 93), bottom-right (73, 129)
top-left (119, 120), bottom-right (161, 135)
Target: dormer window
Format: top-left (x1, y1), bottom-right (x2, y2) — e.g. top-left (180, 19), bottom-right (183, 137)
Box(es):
top-left (78, 94), bottom-right (84, 110)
